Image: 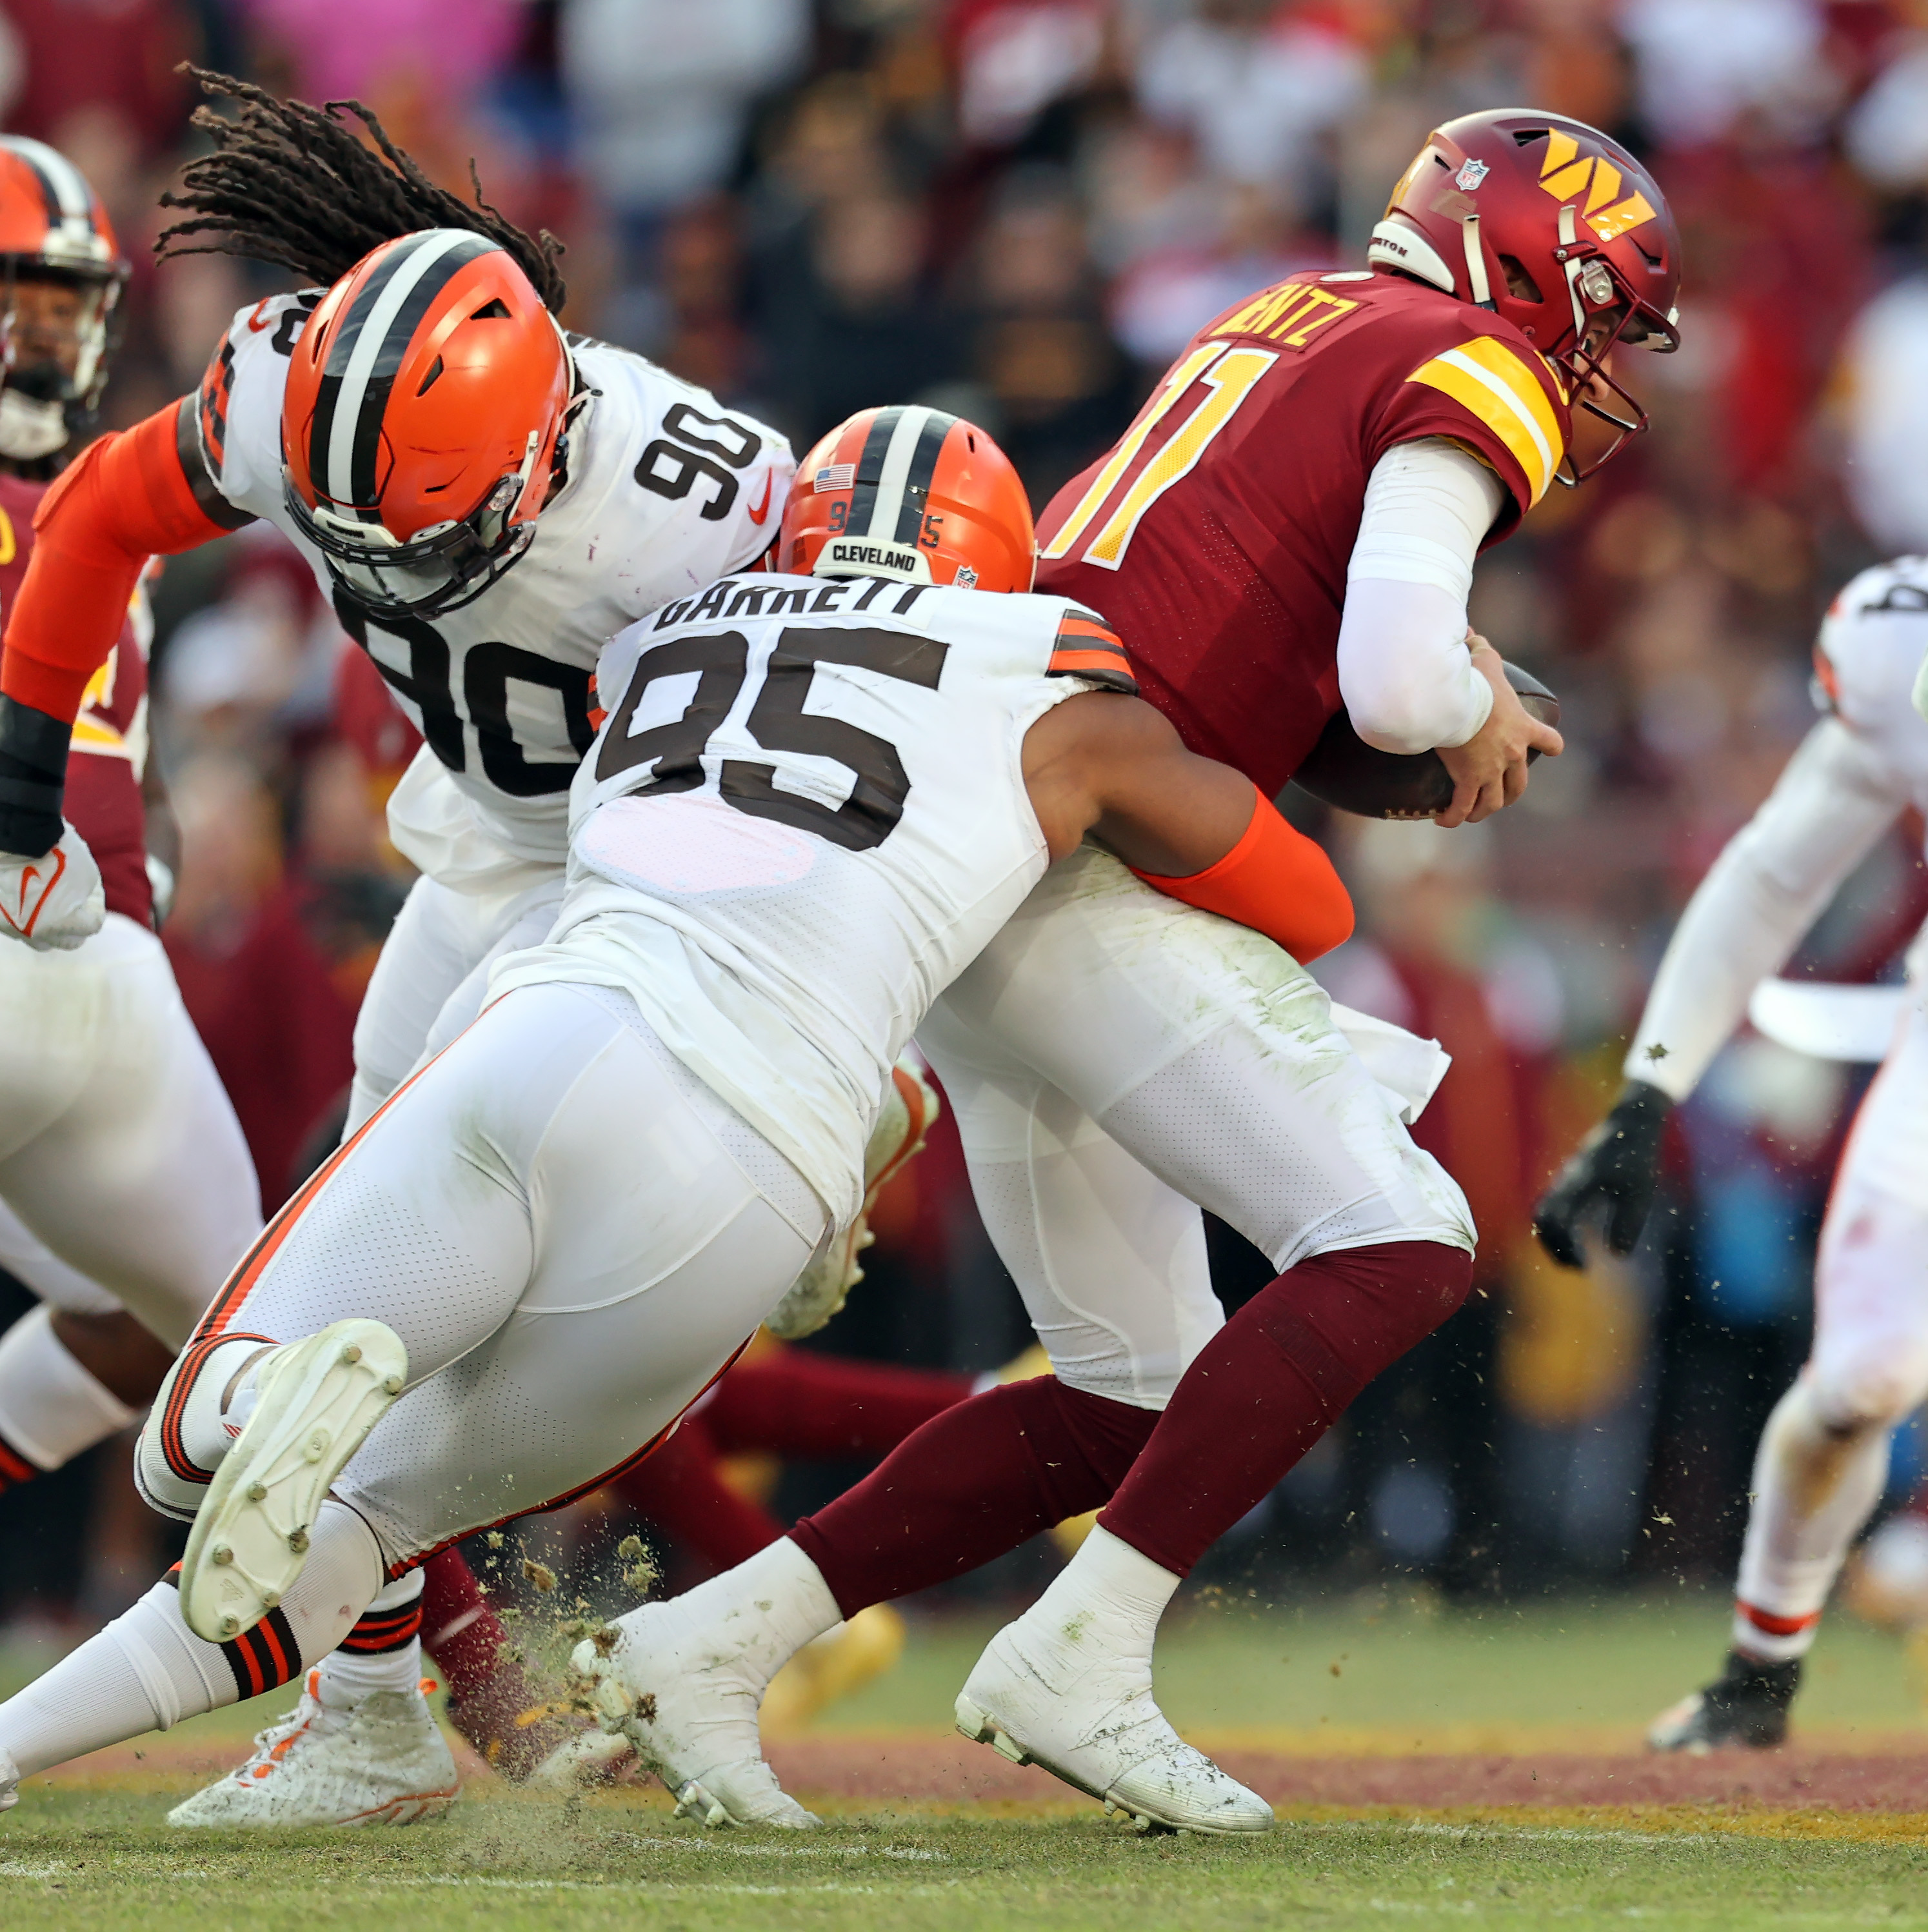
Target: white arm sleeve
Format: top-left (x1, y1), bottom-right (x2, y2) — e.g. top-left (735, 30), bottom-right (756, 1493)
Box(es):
top-left (1625, 717), bottom-right (1907, 1101)
top-left (1337, 438), bottom-right (1507, 755)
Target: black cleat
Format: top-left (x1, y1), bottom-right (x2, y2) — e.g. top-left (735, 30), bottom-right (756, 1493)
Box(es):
top-left (1647, 1650), bottom-right (1800, 1753)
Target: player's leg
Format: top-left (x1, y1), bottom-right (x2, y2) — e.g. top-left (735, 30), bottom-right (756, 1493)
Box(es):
top-left (932, 866), bottom-right (1467, 1826)
top-left (0, 1215), bottom-right (145, 1494)
top-left (344, 871), bottom-right (562, 1134)
top-left (165, 984), bottom-right (824, 1827)
top-left (0, 915), bottom-right (261, 1349)
top-left (1651, 1010), bottom-right (1928, 1751)
top-left (573, 1039), bottom-right (1193, 1775)
top-left (0, 988), bottom-right (574, 1818)
top-left (0, 918), bottom-right (259, 1506)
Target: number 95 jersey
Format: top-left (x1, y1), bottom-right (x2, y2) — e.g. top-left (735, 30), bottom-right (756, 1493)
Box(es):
top-left (190, 293), bottom-right (794, 889)
top-left (491, 574), bottom-right (1126, 1223)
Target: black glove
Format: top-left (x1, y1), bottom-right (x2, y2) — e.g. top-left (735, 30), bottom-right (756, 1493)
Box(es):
top-left (1533, 1079), bottom-right (1673, 1270)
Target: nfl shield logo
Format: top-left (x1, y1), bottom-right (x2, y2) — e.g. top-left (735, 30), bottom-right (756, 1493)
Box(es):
top-left (1455, 158), bottom-right (1489, 192)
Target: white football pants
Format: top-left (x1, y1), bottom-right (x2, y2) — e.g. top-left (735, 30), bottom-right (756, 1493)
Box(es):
top-left (919, 848), bottom-right (1476, 1409)
top-left (143, 982), bottom-right (826, 1566)
top-left (0, 912), bottom-right (260, 1348)
top-left (345, 870), bottom-right (566, 1133)
top-left (1734, 992), bottom-right (1928, 1655)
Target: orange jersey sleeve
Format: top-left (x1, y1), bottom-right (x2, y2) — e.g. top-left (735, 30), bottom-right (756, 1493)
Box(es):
top-left (1132, 784), bottom-right (1355, 964)
top-left (1, 397), bottom-right (248, 721)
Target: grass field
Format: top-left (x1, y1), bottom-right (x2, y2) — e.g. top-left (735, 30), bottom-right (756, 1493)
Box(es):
top-left (7, 1588), bottom-right (1928, 1929)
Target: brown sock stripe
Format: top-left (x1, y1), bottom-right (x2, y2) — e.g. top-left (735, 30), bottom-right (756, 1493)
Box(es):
top-left (340, 1602), bottom-right (424, 1653)
top-left (157, 1330), bottom-right (275, 1486)
top-left (219, 1605), bottom-right (302, 1699)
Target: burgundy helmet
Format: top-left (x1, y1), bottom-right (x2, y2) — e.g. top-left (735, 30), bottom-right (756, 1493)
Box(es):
top-left (1369, 110), bottom-right (1682, 481)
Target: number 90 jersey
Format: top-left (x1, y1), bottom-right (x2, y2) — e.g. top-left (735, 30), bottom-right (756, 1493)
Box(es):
top-left (191, 292), bottom-right (794, 889)
top-left (491, 573), bottom-right (1129, 1222)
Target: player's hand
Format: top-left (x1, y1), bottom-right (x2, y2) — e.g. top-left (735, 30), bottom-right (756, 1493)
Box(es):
top-left (0, 821), bottom-right (105, 950)
top-left (1435, 637), bottom-right (1562, 828)
top-left (1532, 1080), bottom-right (1673, 1270)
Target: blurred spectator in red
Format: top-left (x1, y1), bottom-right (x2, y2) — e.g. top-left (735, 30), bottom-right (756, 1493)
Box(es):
top-left (0, 0), bottom-right (194, 162)
top-left (964, 165), bottom-right (1133, 501)
top-left (161, 757), bottom-right (357, 1210)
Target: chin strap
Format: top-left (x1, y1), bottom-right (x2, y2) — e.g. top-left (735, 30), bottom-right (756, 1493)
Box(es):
top-left (0, 388), bottom-right (68, 462)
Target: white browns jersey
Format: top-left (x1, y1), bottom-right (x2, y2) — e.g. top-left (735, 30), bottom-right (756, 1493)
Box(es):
top-left (1626, 556), bottom-right (1928, 1102)
top-left (191, 291), bottom-right (793, 887)
top-left (490, 573), bottom-right (1128, 1221)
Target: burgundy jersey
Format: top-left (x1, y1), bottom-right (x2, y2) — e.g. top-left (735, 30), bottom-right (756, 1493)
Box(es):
top-left (1036, 269), bottom-right (1571, 795)
top-left (0, 472), bottom-right (151, 924)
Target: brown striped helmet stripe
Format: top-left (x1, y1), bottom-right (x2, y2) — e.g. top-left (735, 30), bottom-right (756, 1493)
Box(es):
top-left (308, 230), bottom-right (497, 515)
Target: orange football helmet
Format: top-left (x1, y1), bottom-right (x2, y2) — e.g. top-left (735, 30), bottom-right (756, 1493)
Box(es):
top-left (781, 406), bottom-right (1035, 592)
top-left (281, 230), bottom-right (573, 617)
top-left (0, 135), bottom-right (128, 452)
top-left (1371, 110), bottom-right (1681, 480)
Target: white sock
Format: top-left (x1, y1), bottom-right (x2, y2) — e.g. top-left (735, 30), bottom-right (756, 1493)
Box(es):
top-left (1010, 1524), bottom-right (1181, 1684)
top-left (317, 1571), bottom-right (426, 1708)
top-left (0, 1304), bottom-right (135, 1471)
top-left (1734, 1379), bottom-right (1893, 1662)
top-left (639, 1537), bottom-right (841, 1688)
top-left (0, 1499), bottom-right (383, 1775)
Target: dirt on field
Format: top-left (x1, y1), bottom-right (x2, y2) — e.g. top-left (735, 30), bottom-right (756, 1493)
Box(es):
top-left (49, 1725), bottom-right (1928, 1819)
top-left (761, 1736), bottom-right (1928, 1815)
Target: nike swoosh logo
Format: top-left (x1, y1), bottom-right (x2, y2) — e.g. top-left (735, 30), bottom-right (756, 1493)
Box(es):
top-left (746, 473), bottom-right (774, 525)
top-left (4, 848), bottom-right (61, 937)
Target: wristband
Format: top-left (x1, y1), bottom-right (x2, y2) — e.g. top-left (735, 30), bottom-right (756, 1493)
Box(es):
top-left (1131, 784), bottom-right (1355, 963)
top-left (0, 694), bottom-right (69, 856)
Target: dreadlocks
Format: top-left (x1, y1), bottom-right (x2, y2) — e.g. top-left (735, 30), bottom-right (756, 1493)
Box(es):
top-left (155, 67), bottom-right (567, 315)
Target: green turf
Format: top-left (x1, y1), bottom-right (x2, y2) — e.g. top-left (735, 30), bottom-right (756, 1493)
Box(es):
top-left (2, 1585), bottom-right (1921, 1766)
top-left (5, 1790), bottom-right (1928, 1931)
top-left (821, 1588), bottom-right (1925, 1740)
top-left (5, 1591), bottom-right (1926, 1929)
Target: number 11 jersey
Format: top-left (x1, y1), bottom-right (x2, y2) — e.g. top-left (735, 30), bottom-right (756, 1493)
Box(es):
top-left (192, 292), bottom-right (794, 890)
top-left (1035, 268), bottom-right (1573, 797)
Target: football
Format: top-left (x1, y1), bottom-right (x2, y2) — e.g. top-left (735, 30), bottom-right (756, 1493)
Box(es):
top-left (1288, 661), bottom-right (1560, 820)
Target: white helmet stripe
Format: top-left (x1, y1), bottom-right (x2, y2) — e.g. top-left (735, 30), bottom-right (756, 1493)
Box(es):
top-left (325, 229), bottom-right (477, 515)
top-left (864, 404), bottom-right (940, 541)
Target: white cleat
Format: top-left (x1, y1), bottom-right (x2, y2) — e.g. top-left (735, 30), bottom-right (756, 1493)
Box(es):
top-left (569, 1599), bottom-right (819, 1829)
top-left (955, 1622), bottom-right (1274, 1835)
top-left (0, 1745), bottom-right (17, 1813)
top-left (765, 1057), bottom-right (939, 1340)
top-left (180, 1320), bottom-right (407, 1644)
top-left (168, 1672), bottom-right (457, 1828)
top-left (528, 1724), bottom-right (637, 1790)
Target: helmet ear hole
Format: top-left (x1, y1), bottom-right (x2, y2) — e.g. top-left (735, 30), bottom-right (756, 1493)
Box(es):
top-left (1498, 255), bottom-right (1543, 304)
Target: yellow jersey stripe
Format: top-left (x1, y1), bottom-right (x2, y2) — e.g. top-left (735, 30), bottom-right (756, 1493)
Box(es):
top-left (1406, 341), bottom-right (1560, 504)
top-left (1449, 336), bottom-right (1564, 459)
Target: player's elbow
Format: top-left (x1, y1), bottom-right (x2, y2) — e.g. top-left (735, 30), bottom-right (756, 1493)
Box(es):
top-left (1344, 690), bottom-right (1446, 757)
top-left (1295, 871), bottom-right (1355, 963)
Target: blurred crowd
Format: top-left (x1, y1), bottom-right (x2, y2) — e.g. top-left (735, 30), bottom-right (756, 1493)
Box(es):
top-left (6, 0), bottom-right (1928, 1637)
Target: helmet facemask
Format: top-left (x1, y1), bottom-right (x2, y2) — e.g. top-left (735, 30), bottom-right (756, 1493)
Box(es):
top-left (1544, 209), bottom-right (1679, 484)
top-left (287, 428), bottom-right (546, 621)
top-left (0, 264), bottom-right (125, 461)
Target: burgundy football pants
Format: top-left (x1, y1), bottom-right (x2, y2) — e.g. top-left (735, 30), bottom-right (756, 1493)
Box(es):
top-left (791, 1239), bottom-right (1472, 1612)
